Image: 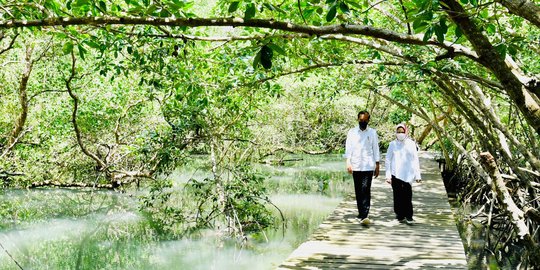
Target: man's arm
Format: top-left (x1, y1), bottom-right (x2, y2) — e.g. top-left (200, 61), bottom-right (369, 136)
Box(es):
top-left (345, 130), bottom-right (353, 174)
top-left (373, 129), bottom-right (381, 177)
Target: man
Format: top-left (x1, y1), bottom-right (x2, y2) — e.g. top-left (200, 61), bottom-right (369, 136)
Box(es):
top-left (344, 110), bottom-right (380, 225)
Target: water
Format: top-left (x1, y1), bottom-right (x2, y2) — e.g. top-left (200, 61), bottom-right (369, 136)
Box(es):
top-left (0, 154), bottom-right (351, 269)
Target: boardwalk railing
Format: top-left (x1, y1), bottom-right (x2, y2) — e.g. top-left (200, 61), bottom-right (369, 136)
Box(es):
top-left (277, 153), bottom-right (468, 269)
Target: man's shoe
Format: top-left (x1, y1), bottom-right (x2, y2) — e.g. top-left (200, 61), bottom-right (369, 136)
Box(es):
top-left (360, 218), bottom-right (371, 226)
top-left (405, 218), bottom-right (414, 225)
top-left (398, 218), bottom-right (407, 224)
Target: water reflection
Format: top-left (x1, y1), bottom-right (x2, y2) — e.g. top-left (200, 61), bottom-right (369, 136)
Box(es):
top-left (0, 155), bottom-right (350, 269)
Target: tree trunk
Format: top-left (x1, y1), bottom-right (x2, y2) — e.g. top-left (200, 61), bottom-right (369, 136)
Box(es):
top-left (65, 52), bottom-right (108, 171)
top-left (4, 45), bottom-right (33, 155)
top-left (496, 0), bottom-right (540, 29)
top-left (416, 109), bottom-right (450, 145)
top-left (441, 0), bottom-right (540, 136)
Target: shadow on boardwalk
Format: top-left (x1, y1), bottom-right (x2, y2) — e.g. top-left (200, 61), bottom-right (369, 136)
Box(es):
top-left (277, 152), bottom-right (467, 269)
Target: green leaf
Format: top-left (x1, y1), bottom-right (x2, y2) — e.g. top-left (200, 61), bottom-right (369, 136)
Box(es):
top-left (470, 0), bottom-right (478, 6)
top-left (495, 44), bottom-right (507, 58)
top-left (303, 7), bottom-right (315, 18)
top-left (434, 25), bottom-right (445, 42)
top-left (73, 0), bottom-right (90, 8)
top-left (508, 45), bottom-right (518, 56)
top-left (439, 17), bottom-right (448, 33)
top-left (244, 3), bottom-right (256, 20)
top-left (459, 0), bottom-right (468, 4)
top-left (147, 4), bottom-right (158, 15)
top-left (339, 2), bottom-right (350, 13)
top-left (486, 24), bottom-right (496, 34)
top-left (263, 3), bottom-right (286, 14)
top-left (99, 0), bottom-right (106, 12)
top-left (85, 40), bottom-right (101, 49)
top-left (263, 3), bottom-right (275, 11)
top-left (345, 0), bottom-right (362, 9)
top-left (229, 1), bottom-right (240, 13)
top-left (63, 42), bottom-right (74, 55)
top-left (480, 9), bottom-right (489, 18)
top-left (78, 44), bottom-right (87, 60)
top-left (112, 4), bottom-right (121, 12)
top-left (267, 43), bottom-right (286, 55)
top-left (260, 45), bottom-right (273, 69)
top-left (363, 17), bottom-right (370, 24)
top-left (423, 27), bottom-right (433, 42)
top-left (168, 0), bottom-right (182, 8)
top-left (326, 4), bottom-right (337, 22)
top-left (253, 50), bottom-right (261, 69)
top-left (412, 19), bottom-right (429, 33)
top-left (454, 26), bottom-right (462, 38)
top-left (434, 18), bottom-right (447, 42)
top-left (275, 6), bottom-right (287, 14)
top-left (160, 9), bottom-right (171, 17)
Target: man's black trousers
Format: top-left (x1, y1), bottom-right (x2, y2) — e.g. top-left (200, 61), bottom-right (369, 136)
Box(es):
top-left (352, 171), bottom-right (373, 219)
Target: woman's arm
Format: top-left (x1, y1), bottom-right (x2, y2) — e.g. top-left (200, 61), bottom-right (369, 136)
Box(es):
top-left (385, 142), bottom-right (394, 181)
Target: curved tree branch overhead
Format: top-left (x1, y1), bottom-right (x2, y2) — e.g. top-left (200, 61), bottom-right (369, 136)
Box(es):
top-left (0, 1), bottom-right (538, 134)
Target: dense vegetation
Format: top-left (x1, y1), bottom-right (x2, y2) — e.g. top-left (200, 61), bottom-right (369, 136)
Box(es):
top-left (1, 0), bottom-right (539, 267)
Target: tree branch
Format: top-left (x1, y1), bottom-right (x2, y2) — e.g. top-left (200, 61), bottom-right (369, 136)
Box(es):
top-left (28, 89), bottom-right (67, 102)
top-left (0, 32), bottom-right (18, 56)
top-left (297, 0), bottom-right (307, 25)
top-left (0, 241), bottom-right (23, 270)
top-left (114, 100), bottom-right (143, 145)
top-left (478, 152), bottom-right (539, 262)
top-left (397, 0), bottom-right (412, 34)
top-left (65, 51), bottom-right (107, 170)
top-left (104, 27), bottom-right (479, 62)
top-left (0, 170), bottom-right (25, 178)
top-left (246, 60), bottom-right (406, 85)
top-left (441, 0), bottom-right (540, 136)
top-left (496, 0), bottom-right (540, 28)
top-left (0, 16), bottom-right (467, 51)
top-left (5, 44), bottom-right (33, 155)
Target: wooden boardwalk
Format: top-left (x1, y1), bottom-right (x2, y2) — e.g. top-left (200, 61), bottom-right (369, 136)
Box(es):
top-left (278, 153), bottom-right (467, 269)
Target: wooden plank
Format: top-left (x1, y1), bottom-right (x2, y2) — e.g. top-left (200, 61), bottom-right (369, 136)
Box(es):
top-left (277, 154), bottom-right (468, 269)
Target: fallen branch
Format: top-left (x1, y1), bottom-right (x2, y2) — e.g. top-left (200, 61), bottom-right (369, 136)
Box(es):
top-left (0, 171), bottom-right (25, 178)
top-left (29, 180), bottom-right (117, 189)
top-left (479, 152), bottom-right (540, 265)
top-left (28, 177), bottom-right (147, 189)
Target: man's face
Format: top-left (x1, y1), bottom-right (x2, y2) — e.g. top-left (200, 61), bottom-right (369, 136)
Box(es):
top-left (358, 113), bottom-right (369, 123)
top-left (358, 113), bottom-right (369, 130)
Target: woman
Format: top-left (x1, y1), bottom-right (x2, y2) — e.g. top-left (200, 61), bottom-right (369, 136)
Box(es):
top-left (385, 123), bottom-right (422, 225)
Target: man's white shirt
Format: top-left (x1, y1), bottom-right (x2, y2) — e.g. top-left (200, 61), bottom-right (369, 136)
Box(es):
top-left (344, 126), bottom-right (380, 171)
